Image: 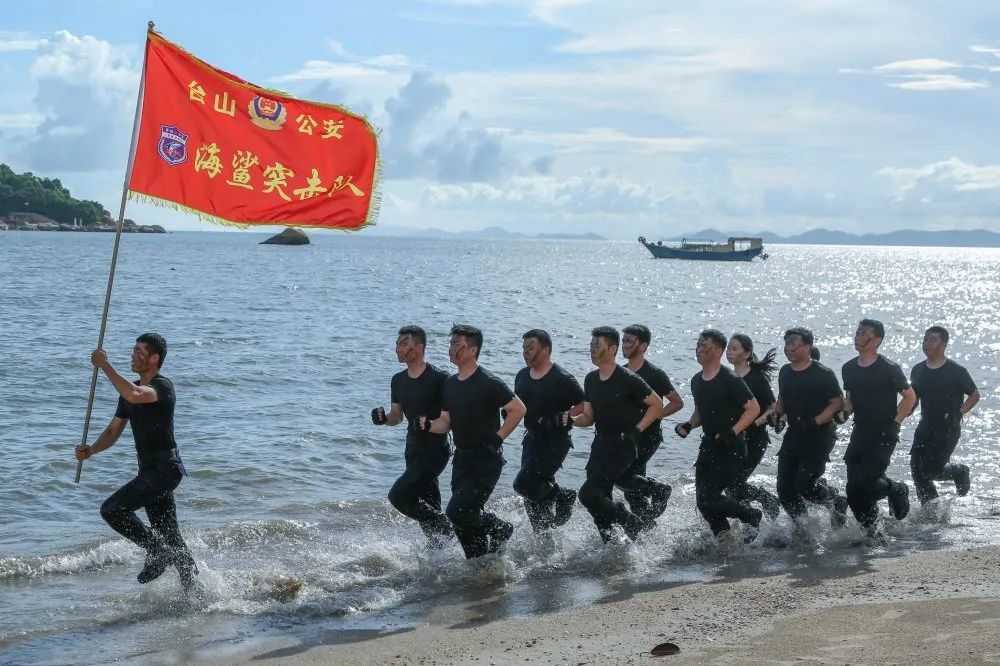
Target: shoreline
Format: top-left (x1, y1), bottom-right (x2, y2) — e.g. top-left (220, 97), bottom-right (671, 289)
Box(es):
top-left (192, 545), bottom-right (1000, 665)
top-left (0, 225), bottom-right (165, 233)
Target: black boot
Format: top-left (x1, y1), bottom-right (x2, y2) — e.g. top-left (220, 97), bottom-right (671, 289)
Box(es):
top-left (741, 506), bottom-right (763, 529)
top-left (888, 482), bottom-right (911, 520)
top-left (615, 502), bottom-right (644, 542)
top-left (646, 482), bottom-right (672, 521)
top-left (954, 464), bottom-right (971, 496)
top-left (487, 519), bottom-right (514, 553)
top-left (175, 552), bottom-right (198, 592)
top-left (137, 540), bottom-right (171, 585)
top-left (830, 494), bottom-right (849, 529)
top-left (552, 488), bottom-right (577, 527)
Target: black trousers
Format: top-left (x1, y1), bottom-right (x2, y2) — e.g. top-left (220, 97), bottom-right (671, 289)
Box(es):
top-left (695, 436), bottom-right (755, 535)
top-left (844, 426), bottom-right (897, 528)
top-left (512, 430), bottom-right (572, 530)
top-left (579, 432), bottom-right (636, 530)
top-left (100, 458), bottom-right (194, 567)
top-left (910, 421), bottom-right (963, 503)
top-left (620, 429), bottom-right (664, 514)
top-left (446, 446), bottom-right (506, 558)
top-left (388, 433), bottom-right (451, 536)
top-left (727, 427), bottom-right (779, 509)
top-left (776, 427), bottom-right (837, 518)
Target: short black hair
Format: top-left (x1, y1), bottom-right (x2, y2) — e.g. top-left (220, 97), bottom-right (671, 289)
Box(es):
top-left (450, 323), bottom-right (483, 358)
top-left (622, 324), bottom-right (651, 345)
top-left (810, 347), bottom-right (821, 361)
top-left (136, 333), bottom-right (167, 368)
top-left (522, 328), bottom-right (552, 350)
top-left (698, 328), bottom-right (727, 349)
top-left (926, 325), bottom-right (949, 344)
top-left (591, 326), bottom-right (620, 348)
top-left (858, 318), bottom-right (885, 339)
top-left (784, 327), bottom-right (814, 347)
top-left (397, 325), bottom-right (427, 347)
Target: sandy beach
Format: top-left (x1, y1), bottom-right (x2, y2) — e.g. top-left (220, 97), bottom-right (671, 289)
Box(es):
top-left (183, 544), bottom-right (1000, 665)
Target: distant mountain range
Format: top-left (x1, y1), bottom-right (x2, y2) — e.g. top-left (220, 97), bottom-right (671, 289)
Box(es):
top-left (365, 224), bottom-right (605, 241)
top-left (362, 224), bottom-right (998, 247)
top-left (670, 228), bottom-right (1000, 248)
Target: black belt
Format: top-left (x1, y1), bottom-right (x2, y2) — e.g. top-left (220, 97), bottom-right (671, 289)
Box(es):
top-left (138, 448), bottom-right (185, 472)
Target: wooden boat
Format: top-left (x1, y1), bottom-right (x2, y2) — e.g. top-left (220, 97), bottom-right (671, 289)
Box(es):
top-left (638, 236), bottom-right (767, 262)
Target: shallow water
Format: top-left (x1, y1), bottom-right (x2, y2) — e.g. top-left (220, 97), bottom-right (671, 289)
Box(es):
top-left (1, 231), bottom-right (998, 663)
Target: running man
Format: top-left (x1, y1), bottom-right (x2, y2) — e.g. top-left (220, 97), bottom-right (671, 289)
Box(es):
top-left (372, 325), bottom-right (452, 540)
top-left (841, 319), bottom-right (917, 534)
top-left (766, 327), bottom-right (848, 525)
top-left (909, 326), bottom-right (979, 504)
top-left (620, 324), bottom-right (681, 524)
top-left (420, 324), bottom-right (526, 558)
top-left (513, 329), bottom-right (584, 531)
top-left (572, 326), bottom-right (661, 542)
top-left (74, 334), bottom-right (197, 591)
top-left (675, 329), bottom-right (763, 539)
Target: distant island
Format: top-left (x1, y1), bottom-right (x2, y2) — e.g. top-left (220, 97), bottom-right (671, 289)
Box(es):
top-left (670, 227), bottom-right (1000, 249)
top-left (366, 224), bottom-right (605, 241)
top-left (0, 164), bottom-right (164, 233)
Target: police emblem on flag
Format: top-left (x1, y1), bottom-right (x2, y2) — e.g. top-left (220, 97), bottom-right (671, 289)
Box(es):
top-left (156, 125), bottom-right (189, 166)
top-left (248, 96), bottom-right (287, 131)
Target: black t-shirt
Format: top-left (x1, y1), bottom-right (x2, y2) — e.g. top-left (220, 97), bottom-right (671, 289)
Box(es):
top-left (441, 366), bottom-right (515, 449)
top-left (739, 366), bottom-right (774, 437)
top-left (911, 359), bottom-right (977, 424)
top-left (114, 375), bottom-right (178, 462)
top-left (842, 354), bottom-right (909, 428)
top-left (778, 361), bottom-right (842, 421)
top-left (390, 363), bottom-right (449, 441)
top-left (515, 363), bottom-right (585, 427)
top-left (584, 365), bottom-right (653, 434)
top-left (630, 360), bottom-right (674, 432)
top-left (690, 366), bottom-right (754, 438)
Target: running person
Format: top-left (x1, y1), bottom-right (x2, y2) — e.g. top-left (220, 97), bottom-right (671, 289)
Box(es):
top-left (675, 329), bottom-right (763, 538)
top-left (372, 326), bottom-right (452, 540)
top-left (841, 319), bottom-right (917, 534)
top-left (572, 326), bottom-right (661, 542)
top-left (420, 324), bottom-right (526, 558)
top-left (909, 326), bottom-right (980, 504)
top-left (512, 329), bottom-right (584, 531)
top-left (767, 327), bottom-right (848, 525)
top-left (725, 334), bottom-right (781, 519)
top-left (619, 324), bottom-right (681, 524)
top-left (74, 334), bottom-right (197, 591)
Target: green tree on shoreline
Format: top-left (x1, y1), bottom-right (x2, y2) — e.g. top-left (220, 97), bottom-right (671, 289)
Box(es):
top-left (0, 164), bottom-right (109, 226)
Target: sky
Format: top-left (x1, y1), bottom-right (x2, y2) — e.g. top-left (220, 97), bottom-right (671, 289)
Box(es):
top-left (2, 0), bottom-right (1000, 238)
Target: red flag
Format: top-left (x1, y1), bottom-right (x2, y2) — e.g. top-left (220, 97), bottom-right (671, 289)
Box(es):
top-left (128, 30), bottom-right (379, 230)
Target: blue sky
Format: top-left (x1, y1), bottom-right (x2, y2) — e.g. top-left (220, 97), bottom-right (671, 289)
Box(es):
top-left (2, 0), bottom-right (1000, 238)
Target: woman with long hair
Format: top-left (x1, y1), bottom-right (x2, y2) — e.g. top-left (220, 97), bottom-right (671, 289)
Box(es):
top-left (725, 334), bottom-right (782, 519)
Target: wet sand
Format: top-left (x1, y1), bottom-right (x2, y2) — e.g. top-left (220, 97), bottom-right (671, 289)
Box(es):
top-left (191, 544), bottom-right (1000, 665)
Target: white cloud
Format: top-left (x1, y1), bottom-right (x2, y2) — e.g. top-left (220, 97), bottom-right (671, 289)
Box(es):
top-left (875, 58), bottom-right (962, 71)
top-left (272, 60), bottom-right (404, 82)
top-left (509, 128), bottom-right (723, 154)
top-left (422, 168), bottom-right (664, 213)
top-left (0, 38), bottom-right (41, 52)
top-left (888, 74), bottom-right (987, 91)
top-left (877, 157), bottom-right (1000, 195)
top-left (970, 44), bottom-right (1000, 58)
top-left (11, 30), bottom-right (138, 171)
top-left (843, 54), bottom-right (990, 91)
top-left (0, 112), bottom-right (44, 128)
top-left (363, 54), bottom-right (414, 68)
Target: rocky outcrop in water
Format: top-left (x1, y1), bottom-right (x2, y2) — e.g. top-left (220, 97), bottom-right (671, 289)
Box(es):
top-left (260, 227), bottom-right (310, 245)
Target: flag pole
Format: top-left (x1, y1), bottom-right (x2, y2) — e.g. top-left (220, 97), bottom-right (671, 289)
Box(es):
top-left (75, 22), bottom-right (154, 483)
